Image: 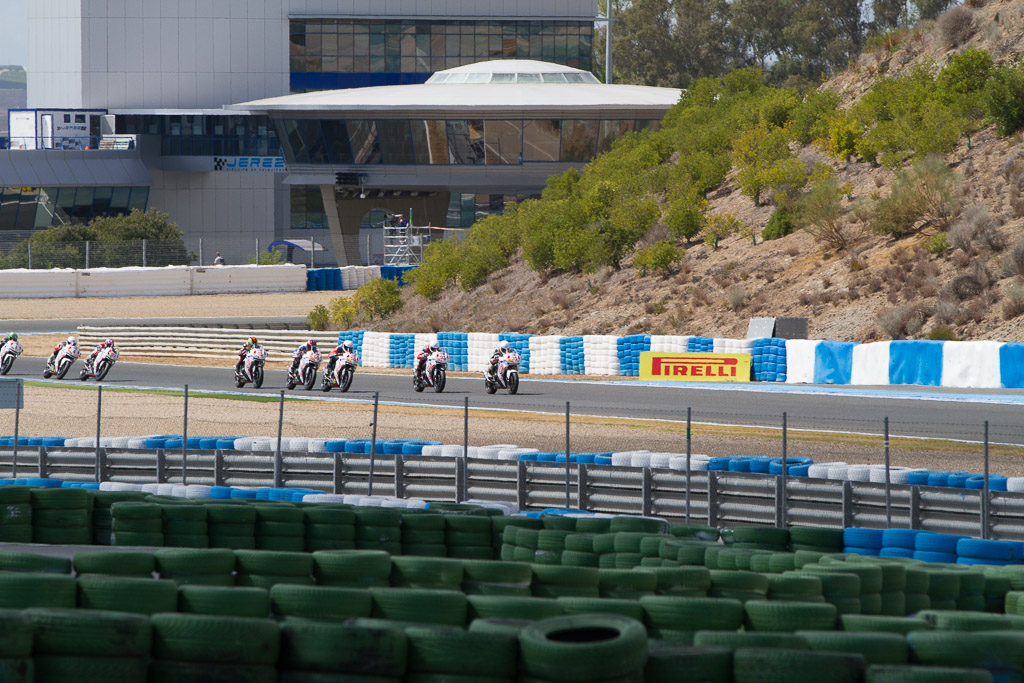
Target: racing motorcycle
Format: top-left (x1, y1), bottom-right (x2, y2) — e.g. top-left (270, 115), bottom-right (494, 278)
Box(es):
top-left (235, 346), bottom-right (267, 388)
top-left (485, 350), bottom-right (521, 395)
top-left (0, 338), bottom-right (22, 375)
top-left (43, 343), bottom-right (80, 380)
top-left (287, 348), bottom-right (322, 391)
top-left (322, 349), bottom-right (358, 393)
top-left (80, 345), bottom-right (119, 382)
top-left (414, 348), bottom-right (449, 393)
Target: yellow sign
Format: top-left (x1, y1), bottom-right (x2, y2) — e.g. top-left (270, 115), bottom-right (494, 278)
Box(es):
top-left (639, 352), bottom-right (751, 382)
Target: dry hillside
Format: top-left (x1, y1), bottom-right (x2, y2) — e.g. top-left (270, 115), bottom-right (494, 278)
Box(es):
top-left (369, 0), bottom-right (1024, 343)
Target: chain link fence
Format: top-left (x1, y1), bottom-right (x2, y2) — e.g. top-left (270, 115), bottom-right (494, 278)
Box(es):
top-left (0, 239), bottom-right (195, 269)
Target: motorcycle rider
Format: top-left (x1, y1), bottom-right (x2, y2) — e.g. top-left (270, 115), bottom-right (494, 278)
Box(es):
top-left (326, 340), bottom-right (357, 375)
top-left (290, 339), bottom-right (319, 378)
top-left (85, 338), bottom-right (116, 371)
top-left (235, 336), bottom-right (259, 376)
top-left (414, 341), bottom-right (441, 380)
top-left (0, 332), bottom-right (17, 348)
top-left (487, 340), bottom-right (512, 380)
top-left (47, 335), bottom-right (78, 368)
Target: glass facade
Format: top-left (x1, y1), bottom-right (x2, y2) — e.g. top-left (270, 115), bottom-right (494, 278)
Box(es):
top-left (446, 192), bottom-right (539, 229)
top-left (289, 19), bottom-right (595, 92)
top-left (116, 115), bottom-right (282, 157)
top-left (277, 118), bottom-right (660, 165)
top-left (290, 186), bottom-right (329, 230)
top-left (0, 186), bottom-right (150, 230)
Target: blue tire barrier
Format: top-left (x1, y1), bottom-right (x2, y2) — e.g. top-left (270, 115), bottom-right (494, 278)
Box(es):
top-left (727, 458), bottom-right (752, 473)
top-left (216, 438), bottom-right (238, 450)
top-left (344, 440), bottom-right (369, 454)
top-left (27, 438), bottom-right (43, 446)
top-left (957, 538), bottom-right (1017, 561)
top-left (708, 457), bottom-right (733, 471)
top-left (768, 457), bottom-right (813, 475)
top-left (536, 453), bottom-right (558, 463)
top-left (27, 478), bottom-right (62, 487)
top-left (844, 528), bottom-right (884, 549)
top-left (881, 529), bottom-right (922, 549)
top-left (789, 464), bottom-right (811, 476)
top-left (519, 453), bottom-right (538, 461)
top-left (230, 489), bottom-right (257, 499)
top-left (966, 475), bottom-right (1008, 491)
top-left (42, 437), bottom-right (66, 447)
top-left (843, 546), bottom-right (882, 556)
top-left (164, 439), bottom-right (183, 449)
top-left (198, 438), bottom-right (219, 450)
top-left (915, 533), bottom-right (965, 554)
top-left (906, 471), bottom-right (932, 486)
top-left (945, 472), bottom-right (972, 488)
top-left (926, 472), bottom-right (950, 487)
top-left (879, 547), bottom-right (916, 559)
top-left (594, 456), bottom-right (613, 465)
top-left (209, 487), bottom-right (233, 499)
top-left (956, 557), bottom-right (1013, 566)
top-left (325, 440), bottom-right (347, 453)
top-left (576, 454), bottom-right (597, 464)
top-left (913, 550), bottom-right (958, 564)
top-left (748, 457), bottom-right (773, 474)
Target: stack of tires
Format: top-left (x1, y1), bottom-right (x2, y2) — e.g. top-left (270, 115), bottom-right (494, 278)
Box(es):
top-left (27, 608), bottom-right (152, 683)
top-left (235, 550), bottom-right (313, 589)
top-left (518, 614), bottom-right (649, 681)
top-left (843, 528), bottom-right (884, 556)
top-left (179, 584), bottom-right (270, 618)
top-left (254, 504), bottom-right (304, 552)
top-left (406, 625), bottom-right (518, 681)
top-left (30, 487), bottom-right (91, 545)
top-left (206, 504), bottom-right (256, 549)
top-left (90, 491), bottom-right (146, 545)
top-left (0, 486), bottom-right (32, 543)
top-left (914, 532), bottom-right (964, 564)
top-left (789, 526), bottom-right (845, 554)
top-left (110, 502), bottom-right (163, 547)
top-left (354, 508), bottom-right (401, 555)
top-left (599, 568), bottom-right (658, 600)
top-left (269, 583), bottom-right (371, 620)
top-left (461, 559), bottom-right (532, 596)
top-left (154, 548), bottom-right (236, 587)
top-left (76, 573), bottom-right (178, 615)
top-left (721, 526), bottom-right (790, 553)
top-left (957, 538), bottom-right (1018, 567)
top-left (444, 514), bottom-right (494, 559)
top-left (0, 611), bottom-right (31, 682)
top-left (562, 532), bottom-right (600, 567)
top-left (642, 595), bottom-right (741, 641)
top-left (799, 563), bottom-right (871, 615)
top-left (303, 505), bottom-right (355, 552)
top-left (370, 587), bottom-right (468, 626)
top-left (390, 556), bottom-right (463, 590)
top-left (313, 550), bottom-right (392, 589)
top-left (531, 565), bottom-right (599, 599)
top-left (278, 619), bottom-right (406, 681)
top-left (149, 613), bottom-right (279, 683)
top-left (72, 550), bottom-right (155, 578)
top-left (161, 502), bottom-right (208, 548)
top-left (707, 569), bottom-right (769, 603)
top-left (399, 511), bottom-right (446, 557)
top-left (925, 569), bottom-right (961, 610)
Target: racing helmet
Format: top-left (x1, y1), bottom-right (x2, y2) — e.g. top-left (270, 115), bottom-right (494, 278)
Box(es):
top-left (498, 340), bottom-right (511, 353)
top-left (249, 336), bottom-right (258, 346)
top-left (342, 340), bottom-right (354, 351)
top-left (104, 338), bottom-right (113, 346)
top-left (7, 333), bottom-right (16, 341)
top-left (67, 336), bottom-right (77, 346)
top-left (429, 341), bottom-right (440, 351)
top-left (308, 339), bottom-right (317, 348)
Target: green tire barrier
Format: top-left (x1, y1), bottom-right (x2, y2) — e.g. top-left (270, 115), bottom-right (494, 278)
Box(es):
top-left (0, 657), bottom-right (31, 683)
top-left (178, 584), bottom-right (270, 618)
top-left (645, 642), bottom-right (731, 683)
top-left (541, 516), bottom-right (576, 531)
top-left (33, 509), bottom-right (89, 527)
top-left (30, 488), bottom-right (89, 510)
top-left (693, 630), bottom-right (810, 650)
top-left (0, 610), bottom-right (31, 658)
top-left (732, 647), bottom-right (865, 683)
top-left (651, 566), bottom-right (711, 595)
top-left (207, 504), bottom-right (257, 524)
top-left (76, 575), bottom-right (178, 615)
top-left (72, 550), bottom-right (154, 577)
top-left (865, 665), bottom-right (997, 682)
top-left (574, 518), bottom-right (611, 534)
top-left (236, 573), bottom-right (315, 589)
top-left (253, 505), bottom-right (303, 523)
top-left (154, 548), bottom-right (236, 584)
top-left (766, 574), bottom-right (822, 601)
top-left (313, 550), bottom-right (392, 587)
top-left (34, 655), bottom-right (147, 683)
top-left (609, 516), bottom-right (667, 535)
top-left (639, 596), bottom-right (744, 631)
top-left (270, 584), bottom-right (373, 620)
top-left (564, 534), bottom-right (596, 553)
top-left (788, 526), bottom-right (844, 549)
top-left (278, 620), bottom-right (406, 676)
top-left (111, 531), bottom-right (164, 547)
top-left (669, 523), bottom-right (719, 541)
top-left (841, 614), bottom-right (933, 634)
top-left (518, 614), bottom-right (648, 682)
top-left (306, 524), bottom-right (356, 541)
top-left (235, 550), bottom-right (314, 577)
top-left (708, 569), bottom-right (769, 603)
top-left (149, 660), bottom-right (276, 683)
top-left (598, 569), bottom-right (657, 599)
top-left (467, 595), bottom-right (563, 622)
top-left (613, 532), bottom-right (649, 554)
top-left (677, 542), bottom-right (716, 566)
top-left (468, 617), bottom-right (532, 637)
top-left (26, 607), bottom-right (151, 656)
top-left (390, 556), bottom-right (463, 589)
top-left (406, 626), bottom-right (517, 678)
top-left (151, 612), bottom-right (280, 665)
top-left (721, 526), bottom-right (790, 548)
top-left (744, 600), bottom-right (838, 632)
top-left (0, 488), bottom-right (31, 504)
top-left (0, 551), bottom-right (70, 574)
top-left (916, 610), bottom-right (1018, 631)
top-left (796, 630), bottom-right (909, 665)
top-left (370, 588), bottom-right (467, 626)
top-left (109, 502), bottom-right (161, 520)
top-left (907, 631), bottom-right (1024, 677)
top-left (0, 573), bottom-right (75, 609)
top-left (556, 596), bottom-right (644, 620)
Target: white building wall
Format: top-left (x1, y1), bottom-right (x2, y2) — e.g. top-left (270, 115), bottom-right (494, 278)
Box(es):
top-left (27, 0), bottom-right (85, 108)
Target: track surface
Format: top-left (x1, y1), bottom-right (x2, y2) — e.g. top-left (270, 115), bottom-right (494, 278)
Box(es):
top-left (8, 356), bottom-right (1024, 445)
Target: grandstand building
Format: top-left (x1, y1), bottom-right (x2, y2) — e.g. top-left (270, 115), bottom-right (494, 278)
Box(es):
top-left (1, 0), bottom-right (679, 266)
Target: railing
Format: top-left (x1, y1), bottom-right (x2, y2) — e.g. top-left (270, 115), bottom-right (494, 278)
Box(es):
top-left (3, 136), bottom-right (137, 151)
top-left (2, 445), bottom-right (1019, 540)
top-left (77, 327), bottom-right (322, 359)
top-left (0, 239), bottom-right (192, 270)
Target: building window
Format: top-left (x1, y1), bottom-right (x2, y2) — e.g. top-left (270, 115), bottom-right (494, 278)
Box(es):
top-left (0, 186), bottom-right (149, 231)
top-left (290, 186), bottom-right (328, 230)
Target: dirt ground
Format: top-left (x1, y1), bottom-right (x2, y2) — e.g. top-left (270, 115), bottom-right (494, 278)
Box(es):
top-left (1, 291), bottom-right (346, 321)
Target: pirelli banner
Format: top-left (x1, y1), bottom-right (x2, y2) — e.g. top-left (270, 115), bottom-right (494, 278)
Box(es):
top-left (639, 352), bottom-right (751, 382)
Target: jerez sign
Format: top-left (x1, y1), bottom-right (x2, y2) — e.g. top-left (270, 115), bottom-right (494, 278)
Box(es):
top-left (639, 352), bottom-right (751, 382)
top-left (213, 157), bottom-right (285, 172)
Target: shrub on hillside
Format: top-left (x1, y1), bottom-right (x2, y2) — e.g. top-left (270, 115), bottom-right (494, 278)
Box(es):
top-left (927, 326), bottom-right (958, 341)
top-left (634, 240), bottom-right (684, 276)
top-left (762, 208), bottom-right (795, 240)
top-left (877, 304), bottom-right (927, 339)
top-left (795, 176), bottom-right (855, 251)
top-left (409, 237), bottom-right (463, 301)
top-left (824, 112), bottom-right (863, 161)
top-left (664, 189), bottom-right (708, 241)
top-left (703, 214), bottom-right (743, 250)
top-left (870, 155), bottom-right (960, 237)
top-left (328, 295), bottom-right (359, 327)
top-left (791, 90), bottom-right (840, 145)
top-left (939, 5), bottom-right (975, 48)
top-left (1002, 240), bottom-right (1024, 279)
top-left (307, 305), bottom-right (330, 331)
top-left (927, 232), bottom-right (949, 255)
top-left (936, 48), bottom-right (992, 124)
top-left (949, 205), bottom-right (1003, 254)
top-left (354, 278), bottom-right (403, 321)
top-left (1004, 285), bottom-right (1024, 320)
top-left (984, 64), bottom-right (1024, 136)
top-left (731, 125), bottom-right (795, 205)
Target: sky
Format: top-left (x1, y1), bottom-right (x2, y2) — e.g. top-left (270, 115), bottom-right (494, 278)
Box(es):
top-left (0, 0), bottom-right (27, 66)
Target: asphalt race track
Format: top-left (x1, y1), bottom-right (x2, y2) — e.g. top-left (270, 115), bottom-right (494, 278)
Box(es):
top-left (8, 356), bottom-right (1024, 446)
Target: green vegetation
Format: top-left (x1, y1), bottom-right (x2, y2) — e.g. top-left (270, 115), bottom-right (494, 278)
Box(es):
top-left (318, 279), bottom-right (404, 328)
top-left (762, 208), bottom-right (795, 241)
top-left (248, 250), bottom-right (285, 265)
top-left (869, 155), bottom-right (960, 237)
top-left (927, 232), bottom-right (949, 255)
top-left (633, 241), bottom-right (684, 276)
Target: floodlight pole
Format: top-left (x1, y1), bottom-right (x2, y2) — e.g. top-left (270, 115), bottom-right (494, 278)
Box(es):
top-left (604, 2), bottom-right (615, 84)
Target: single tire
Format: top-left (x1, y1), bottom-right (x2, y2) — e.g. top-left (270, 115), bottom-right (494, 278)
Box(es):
top-left (518, 613), bottom-right (648, 682)
top-left (208, 504), bottom-right (257, 523)
top-left (109, 502), bottom-right (161, 520)
top-left (907, 630), bottom-right (1024, 672)
top-left (110, 531), bottom-right (163, 547)
top-left (79, 369), bottom-right (89, 380)
top-left (42, 369), bottom-right (52, 378)
top-left (841, 614), bottom-right (932, 634)
top-left (467, 595), bottom-right (563, 622)
top-left (745, 600), bottom-right (838, 632)
top-left (278, 619), bottom-right (407, 676)
top-left (270, 584), bottom-right (373, 620)
top-left (732, 647), bottom-right (865, 683)
top-left (30, 487), bottom-right (90, 510)
top-left (34, 655), bottom-right (146, 683)
top-left (433, 368), bottom-right (446, 393)
top-left (179, 584), bottom-right (270, 618)
top-left (340, 368), bottom-right (353, 392)
top-left (155, 548), bottom-right (237, 576)
top-left (0, 573), bottom-right (75, 609)
top-left (486, 381), bottom-right (497, 395)
top-left (370, 587), bottom-right (467, 626)
top-left (77, 574), bottom-right (178, 615)
top-left (313, 550), bottom-right (392, 585)
top-left (151, 612), bottom-right (280, 665)
top-left (56, 358), bottom-right (71, 380)
top-left (640, 596), bottom-right (744, 631)
top-left (253, 364), bottom-right (264, 388)
top-left (557, 596), bottom-right (644, 621)
top-left (306, 523), bottom-right (356, 541)
top-left (0, 550), bottom-right (70, 574)
top-left (693, 630), bottom-right (810, 650)
top-left (235, 573), bottom-right (314, 590)
top-left (26, 607), bottom-right (151, 657)
top-left (95, 360), bottom-right (111, 382)
top-left (865, 665), bottom-right (996, 682)
top-left (0, 356), bottom-right (12, 375)
top-left (390, 556), bottom-right (463, 589)
top-left (149, 660), bottom-right (275, 683)
top-left (507, 372), bottom-right (519, 395)
top-left (797, 630), bottom-right (908, 665)
top-left (598, 569), bottom-right (657, 599)
top-left (235, 549), bottom-right (313, 577)
top-left (406, 626), bottom-right (517, 677)
top-left (646, 642), bottom-right (731, 683)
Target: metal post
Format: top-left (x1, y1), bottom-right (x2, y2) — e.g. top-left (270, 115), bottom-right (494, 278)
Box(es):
top-left (884, 416), bottom-right (891, 528)
top-left (983, 420), bottom-right (990, 539)
top-left (605, 1), bottom-right (614, 84)
top-left (182, 385), bottom-right (189, 486)
top-left (685, 407), bottom-right (692, 524)
top-left (142, 239), bottom-right (147, 268)
top-left (564, 401), bottom-right (571, 509)
top-left (85, 240), bottom-right (90, 269)
top-left (310, 236), bottom-right (315, 268)
top-left (199, 238), bottom-right (203, 267)
top-left (256, 237), bottom-right (260, 266)
top-left (11, 381), bottom-right (20, 478)
top-left (27, 242), bottom-right (31, 270)
top-left (274, 390), bottom-right (284, 488)
top-left (95, 385), bottom-right (102, 482)
top-left (367, 392), bottom-right (379, 495)
top-left (463, 397), bottom-right (469, 460)
top-left (780, 412), bottom-right (788, 528)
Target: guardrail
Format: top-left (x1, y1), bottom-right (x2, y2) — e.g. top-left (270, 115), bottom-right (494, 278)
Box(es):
top-left (2, 445), bottom-right (1019, 540)
top-left (77, 327), bottom-right (323, 359)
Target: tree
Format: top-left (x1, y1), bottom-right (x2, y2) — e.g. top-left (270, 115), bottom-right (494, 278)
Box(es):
top-left (872, 0), bottom-right (908, 33)
top-left (795, 175), bottom-right (856, 251)
top-left (912, 0), bottom-right (954, 21)
top-left (732, 0), bottom-right (791, 70)
top-left (731, 124), bottom-right (794, 205)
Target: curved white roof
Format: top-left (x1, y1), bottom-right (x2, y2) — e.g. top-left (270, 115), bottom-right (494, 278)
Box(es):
top-left (232, 60), bottom-right (680, 117)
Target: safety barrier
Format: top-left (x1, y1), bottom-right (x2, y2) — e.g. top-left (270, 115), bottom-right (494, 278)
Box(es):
top-left (2, 443), bottom-right (1023, 542)
top-left (305, 265), bottom-right (415, 291)
top-left (0, 264), bottom-right (307, 298)
top-left (77, 327), bottom-right (334, 359)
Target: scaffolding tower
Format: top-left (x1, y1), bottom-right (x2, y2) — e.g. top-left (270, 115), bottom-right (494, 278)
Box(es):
top-left (383, 220), bottom-right (432, 266)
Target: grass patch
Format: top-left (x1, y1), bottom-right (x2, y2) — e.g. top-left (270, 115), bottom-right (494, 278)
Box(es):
top-left (26, 381), bottom-right (289, 404)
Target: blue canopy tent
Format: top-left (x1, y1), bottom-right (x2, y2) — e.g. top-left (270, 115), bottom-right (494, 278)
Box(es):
top-left (268, 239), bottom-right (327, 266)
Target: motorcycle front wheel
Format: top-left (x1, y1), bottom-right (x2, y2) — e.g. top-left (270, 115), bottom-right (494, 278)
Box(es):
top-left (340, 368), bottom-right (353, 393)
top-left (79, 369), bottom-right (89, 381)
top-left (304, 368), bottom-right (316, 391)
top-left (95, 361), bottom-right (111, 382)
top-left (0, 356), bottom-right (12, 375)
top-left (433, 368), bottom-right (446, 393)
top-left (507, 372), bottom-right (519, 395)
top-left (253, 365), bottom-right (264, 389)
top-left (56, 359), bottom-right (71, 380)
